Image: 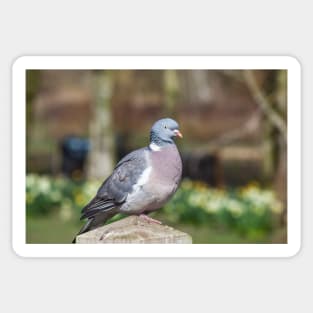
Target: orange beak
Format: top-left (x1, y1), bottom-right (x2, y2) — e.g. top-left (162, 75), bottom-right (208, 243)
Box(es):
top-left (174, 129), bottom-right (183, 138)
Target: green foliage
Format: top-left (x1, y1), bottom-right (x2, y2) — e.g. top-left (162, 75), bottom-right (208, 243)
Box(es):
top-left (26, 174), bottom-right (100, 220)
top-left (26, 175), bottom-right (283, 240)
top-left (162, 180), bottom-right (283, 240)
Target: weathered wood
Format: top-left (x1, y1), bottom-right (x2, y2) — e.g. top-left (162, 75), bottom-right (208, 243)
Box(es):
top-left (76, 216), bottom-right (192, 244)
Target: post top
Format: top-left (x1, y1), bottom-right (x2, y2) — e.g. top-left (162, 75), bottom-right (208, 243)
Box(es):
top-left (76, 215), bottom-right (192, 244)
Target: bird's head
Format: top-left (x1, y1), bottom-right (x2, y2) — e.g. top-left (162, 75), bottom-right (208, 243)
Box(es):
top-left (150, 118), bottom-right (183, 148)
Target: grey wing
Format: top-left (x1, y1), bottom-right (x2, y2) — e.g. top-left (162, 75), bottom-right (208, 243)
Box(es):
top-left (80, 148), bottom-right (148, 220)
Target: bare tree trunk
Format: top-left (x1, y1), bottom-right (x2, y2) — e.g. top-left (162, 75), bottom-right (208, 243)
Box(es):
top-left (164, 70), bottom-right (179, 116)
top-left (274, 70), bottom-right (287, 223)
top-left (244, 70), bottom-right (287, 221)
top-left (177, 70), bottom-right (214, 105)
top-left (87, 71), bottom-right (114, 179)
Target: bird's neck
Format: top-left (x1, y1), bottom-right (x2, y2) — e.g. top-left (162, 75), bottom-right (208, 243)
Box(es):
top-left (149, 142), bottom-right (162, 151)
top-left (149, 139), bottom-right (175, 151)
top-left (150, 132), bottom-right (174, 148)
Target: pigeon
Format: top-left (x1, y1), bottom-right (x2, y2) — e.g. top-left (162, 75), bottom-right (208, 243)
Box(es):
top-left (72, 118), bottom-right (183, 243)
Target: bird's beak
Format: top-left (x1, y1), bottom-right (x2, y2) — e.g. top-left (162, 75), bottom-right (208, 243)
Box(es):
top-left (174, 129), bottom-right (183, 138)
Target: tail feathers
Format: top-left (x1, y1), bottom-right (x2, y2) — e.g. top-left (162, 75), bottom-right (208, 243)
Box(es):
top-left (72, 210), bottom-right (117, 244)
top-left (72, 218), bottom-right (94, 243)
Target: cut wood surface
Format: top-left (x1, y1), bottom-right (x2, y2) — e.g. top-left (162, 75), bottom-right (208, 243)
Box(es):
top-left (76, 215), bottom-right (192, 244)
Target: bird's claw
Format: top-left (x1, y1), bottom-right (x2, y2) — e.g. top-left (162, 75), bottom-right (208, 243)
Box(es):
top-left (139, 214), bottom-right (162, 224)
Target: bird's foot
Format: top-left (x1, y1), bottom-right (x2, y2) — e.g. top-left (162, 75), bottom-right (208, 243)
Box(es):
top-left (139, 214), bottom-right (162, 224)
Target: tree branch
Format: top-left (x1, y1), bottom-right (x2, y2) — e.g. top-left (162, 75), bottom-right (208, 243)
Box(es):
top-left (191, 112), bottom-right (260, 156)
top-left (243, 70), bottom-right (287, 141)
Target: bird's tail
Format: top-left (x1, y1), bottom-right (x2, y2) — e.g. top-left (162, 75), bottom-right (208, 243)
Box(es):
top-left (72, 210), bottom-right (117, 243)
top-left (72, 219), bottom-right (94, 243)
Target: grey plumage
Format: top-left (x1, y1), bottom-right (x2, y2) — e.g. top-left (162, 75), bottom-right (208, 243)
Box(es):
top-left (73, 118), bottom-right (183, 243)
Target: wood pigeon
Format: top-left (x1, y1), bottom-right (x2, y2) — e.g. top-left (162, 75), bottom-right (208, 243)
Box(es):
top-left (72, 118), bottom-right (183, 242)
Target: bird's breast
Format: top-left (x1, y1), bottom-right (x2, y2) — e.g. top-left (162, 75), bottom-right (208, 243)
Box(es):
top-left (119, 145), bottom-right (182, 214)
top-left (148, 144), bottom-right (182, 198)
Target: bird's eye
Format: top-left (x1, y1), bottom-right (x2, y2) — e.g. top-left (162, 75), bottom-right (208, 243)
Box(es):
top-left (164, 125), bottom-right (167, 129)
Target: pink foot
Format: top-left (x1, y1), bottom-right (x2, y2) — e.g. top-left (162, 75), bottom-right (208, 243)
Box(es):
top-left (139, 214), bottom-right (162, 224)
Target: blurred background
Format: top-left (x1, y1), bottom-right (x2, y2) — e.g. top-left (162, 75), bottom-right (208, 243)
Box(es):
top-left (26, 69), bottom-right (287, 244)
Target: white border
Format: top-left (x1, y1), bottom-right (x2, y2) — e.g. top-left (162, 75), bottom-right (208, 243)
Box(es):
top-left (12, 56), bottom-right (301, 258)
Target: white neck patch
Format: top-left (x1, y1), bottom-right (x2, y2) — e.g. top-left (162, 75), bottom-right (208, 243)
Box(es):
top-left (149, 142), bottom-right (161, 151)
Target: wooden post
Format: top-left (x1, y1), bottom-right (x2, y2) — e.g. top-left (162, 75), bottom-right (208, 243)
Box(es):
top-left (76, 216), bottom-right (192, 244)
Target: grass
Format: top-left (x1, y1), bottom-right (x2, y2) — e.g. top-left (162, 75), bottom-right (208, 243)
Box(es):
top-left (26, 214), bottom-right (286, 244)
top-left (26, 215), bottom-right (83, 244)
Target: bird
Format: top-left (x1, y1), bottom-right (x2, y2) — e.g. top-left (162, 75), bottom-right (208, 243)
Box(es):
top-left (72, 118), bottom-right (183, 243)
